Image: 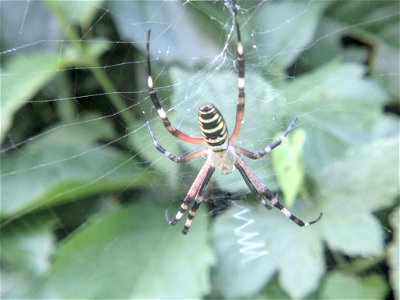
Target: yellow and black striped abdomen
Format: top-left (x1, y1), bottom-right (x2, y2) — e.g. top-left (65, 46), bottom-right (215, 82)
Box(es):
top-left (198, 104), bottom-right (228, 151)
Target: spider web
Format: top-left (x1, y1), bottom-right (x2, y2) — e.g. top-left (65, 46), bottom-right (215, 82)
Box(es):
top-left (1, 1), bottom-right (399, 299)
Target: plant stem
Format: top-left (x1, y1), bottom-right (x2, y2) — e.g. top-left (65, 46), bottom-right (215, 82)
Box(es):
top-left (46, 3), bottom-right (136, 128)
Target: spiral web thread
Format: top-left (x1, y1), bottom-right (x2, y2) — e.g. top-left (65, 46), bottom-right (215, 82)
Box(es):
top-left (231, 201), bottom-right (269, 265)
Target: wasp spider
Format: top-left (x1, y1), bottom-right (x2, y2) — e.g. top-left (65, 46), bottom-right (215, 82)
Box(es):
top-left (146, 3), bottom-right (322, 234)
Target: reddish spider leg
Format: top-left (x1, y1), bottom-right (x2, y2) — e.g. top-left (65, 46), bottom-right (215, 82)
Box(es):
top-left (146, 30), bottom-right (205, 145)
top-left (234, 117), bottom-right (298, 159)
top-left (169, 161), bottom-right (215, 234)
top-left (146, 121), bottom-right (206, 163)
top-left (146, 121), bottom-right (212, 234)
top-left (229, 3), bottom-right (245, 144)
top-left (236, 162), bottom-right (273, 210)
top-left (235, 155), bottom-right (322, 226)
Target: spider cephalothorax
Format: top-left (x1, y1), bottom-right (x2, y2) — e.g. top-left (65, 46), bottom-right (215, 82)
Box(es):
top-left (146, 2), bottom-right (322, 234)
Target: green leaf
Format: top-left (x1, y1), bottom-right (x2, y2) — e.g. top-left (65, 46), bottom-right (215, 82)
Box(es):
top-left (1, 115), bottom-right (154, 218)
top-left (44, 0), bottom-right (104, 28)
top-left (1, 214), bottom-right (55, 299)
top-left (303, 2), bottom-right (400, 98)
top-left (319, 136), bottom-right (399, 212)
top-left (212, 136), bottom-right (398, 298)
top-left (109, 1), bottom-right (221, 66)
top-left (212, 202), bottom-right (323, 299)
top-left (1, 53), bottom-right (66, 141)
top-left (328, 1), bottom-right (400, 98)
top-left (320, 271), bottom-right (388, 299)
top-left (272, 128), bottom-right (306, 207)
top-left (63, 38), bottom-right (111, 67)
top-left (1, 23), bottom-right (111, 142)
top-left (388, 206), bottom-right (399, 298)
top-left (1, 1), bottom-right (62, 55)
top-left (283, 61), bottom-right (388, 175)
top-left (36, 202), bottom-right (215, 298)
top-left (252, 1), bottom-right (330, 74)
top-left (1, 217), bottom-right (55, 275)
top-left (318, 137), bottom-right (398, 256)
top-left (256, 278), bottom-right (290, 300)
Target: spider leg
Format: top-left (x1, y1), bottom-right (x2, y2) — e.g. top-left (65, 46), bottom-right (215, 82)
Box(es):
top-left (235, 155), bottom-right (322, 226)
top-left (182, 165), bottom-right (215, 234)
top-left (234, 117), bottom-right (298, 159)
top-left (146, 121), bottom-right (206, 163)
top-left (230, 1), bottom-right (246, 143)
top-left (236, 157), bottom-right (272, 209)
top-left (169, 160), bottom-right (215, 234)
top-left (146, 29), bottom-right (204, 145)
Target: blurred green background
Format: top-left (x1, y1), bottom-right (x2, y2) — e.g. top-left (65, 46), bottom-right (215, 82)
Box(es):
top-left (1, 1), bottom-right (399, 299)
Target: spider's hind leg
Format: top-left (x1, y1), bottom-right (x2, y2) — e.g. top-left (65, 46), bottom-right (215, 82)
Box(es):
top-left (169, 196), bottom-right (192, 226)
top-left (259, 196), bottom-right (273, 210)
top-left (168, 161), bottom-right (215, 234)
top-left (181, 199), bottom-right (201, 234)
top-left (181, 165), bottom-right (215, 234)
top-left (262, 194), bottom-right (322, 226)
top-left (235, 155), bottom-right (322, 227)
top-left (236, 161), bottom-right (273, 210)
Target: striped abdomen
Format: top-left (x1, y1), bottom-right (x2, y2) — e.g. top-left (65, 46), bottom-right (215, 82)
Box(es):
top-left (198, 104), bottom-right (228, 151)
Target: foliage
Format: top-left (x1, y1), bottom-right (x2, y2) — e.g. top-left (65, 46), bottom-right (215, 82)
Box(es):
top-left (1, 1), bottom-right (399, 299)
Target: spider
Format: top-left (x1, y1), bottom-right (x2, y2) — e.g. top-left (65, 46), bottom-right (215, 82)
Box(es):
top-left (145, 3), bottom-right (322, 234)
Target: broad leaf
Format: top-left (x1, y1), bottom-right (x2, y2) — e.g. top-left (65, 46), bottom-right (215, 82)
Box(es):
top-left (36, 202), bottom-right (215, 298)
top-left (1, 214), bottom-right (55, 299)
top-left (302, 1), bottom-right (400, 98)
top-left (1, 116), bottom-right (154, 218)
top-left (1, 53), bottom-right (66, 140)
top-left (1, 44), bottom-right (110, 143)
top-left (283, 62), bottom-right (387, 175)
top-left (212, 201), bottom-right (323, 299)
top-left (320, 271), bottom-right (388, 299)
top-left (212, 136), bottom-right (397, 298)
top-left (318, 137), bottom-right (398, 256)
top-left (272, 129), bottom-right (306, 207)
top-left (252, 1), bottom-right (330, 74)
top-left (1, 1), bottom-right (62, 55)
top-left (256, 278), bottom-right (290, 299)
top-left (319, 1), bottom-right (400, 97)
top-left (108, 1), bottom-right (221, 66)
top-left (45, 0), bottom-right (104, 28)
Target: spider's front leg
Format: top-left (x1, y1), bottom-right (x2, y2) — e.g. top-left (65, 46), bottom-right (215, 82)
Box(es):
top-left (169, 161), bottom-right (215, 234)
top-left (235, 117), bottom-right (298, 160)
top-left (146, 30), bottom-right (204, 145)
top-left (235, 155), bottom-right (322, 226)
top-left (146, 121), bottom-right (206, 163)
